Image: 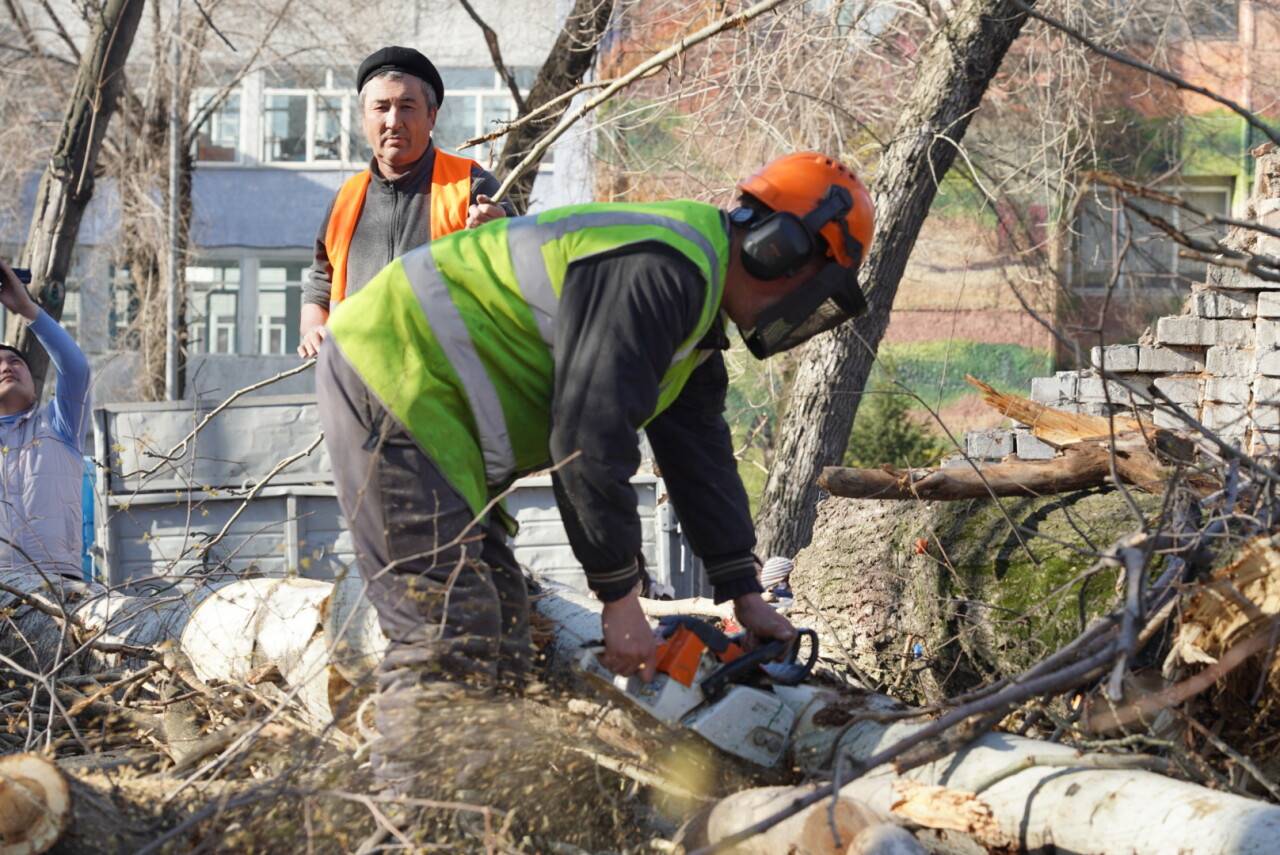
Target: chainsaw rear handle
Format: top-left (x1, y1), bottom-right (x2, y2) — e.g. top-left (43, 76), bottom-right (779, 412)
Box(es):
top-left (701, 628), bottom-right (819, 702)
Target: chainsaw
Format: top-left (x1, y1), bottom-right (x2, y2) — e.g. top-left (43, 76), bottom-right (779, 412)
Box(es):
top-left (578, 615), bottom-right (819, 767)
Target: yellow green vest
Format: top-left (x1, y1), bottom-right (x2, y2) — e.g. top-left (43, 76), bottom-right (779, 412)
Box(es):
top-left (328, 201), bottom-right (730, 517)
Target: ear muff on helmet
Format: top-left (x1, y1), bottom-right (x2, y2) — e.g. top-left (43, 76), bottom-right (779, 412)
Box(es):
top-left (736, 186), bottom-right (857, 280)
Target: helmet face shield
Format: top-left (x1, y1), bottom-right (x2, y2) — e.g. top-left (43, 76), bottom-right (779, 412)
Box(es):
top-left (741, 263), bottom-right (868, 359)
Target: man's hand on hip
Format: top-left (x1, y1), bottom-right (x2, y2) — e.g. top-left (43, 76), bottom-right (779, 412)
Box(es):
top-left (599, 587), bottom-right (658, 683)
top-left (734, 592), bottom-right (796, 647)
top-left (466, 194), bottom-right (507, 229)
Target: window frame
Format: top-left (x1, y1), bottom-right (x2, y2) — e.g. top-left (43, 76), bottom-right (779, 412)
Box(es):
top-left (1071, 177), bottom-right (1235, 293)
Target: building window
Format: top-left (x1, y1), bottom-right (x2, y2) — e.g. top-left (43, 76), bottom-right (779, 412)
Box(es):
top-left (108, 265), bottom-right (139, 349)
top-left (1073, 179), bottom-right (1233, 291)
top-left (193, 90), bottom-right (241, 162)
top-left (186, 262), bottom-right (240, 355)
top-left (61, 288), bottom-right (80, 343)
top-left (432, 66), bottom-right (541, 164)
top-left (262, 68), bottom-right (362, 165)
top-left (258, 262), bottom-right (306, 355)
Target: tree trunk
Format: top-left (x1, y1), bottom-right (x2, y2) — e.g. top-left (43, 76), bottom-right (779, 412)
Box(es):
top-left (753, 0), bottom-right (1036, 559)
top-left (493, 0), bottom-right (616, 213)
top-left (7, 0), bottom-right (145, 398)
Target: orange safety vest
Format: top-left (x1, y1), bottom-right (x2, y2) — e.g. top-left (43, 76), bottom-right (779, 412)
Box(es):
top-left (324, 148), bottom-right (475, 307)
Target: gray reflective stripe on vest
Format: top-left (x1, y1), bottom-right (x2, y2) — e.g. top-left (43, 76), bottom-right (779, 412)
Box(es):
top-left (505, 219), bottom-right (557, 347)
top-left (403, 249), bottom-right (517, 483)
top-left (508, 210), bottom-right (726, 362)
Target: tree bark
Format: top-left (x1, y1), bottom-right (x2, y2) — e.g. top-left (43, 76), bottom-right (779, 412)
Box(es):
top-left (492, 0), bottom-right (616, 213)
top-left (6, 0), bottom-right (145, 398)
top-left (753, 0), bottom-right (1036, 559)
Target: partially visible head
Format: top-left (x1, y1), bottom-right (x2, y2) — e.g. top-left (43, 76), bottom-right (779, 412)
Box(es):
top-left (722, 152), bottom-right (875, 359)
top-left (0, 346), bottom-right (34, 413)
top-left (356, 46), bottom-right (444, 173)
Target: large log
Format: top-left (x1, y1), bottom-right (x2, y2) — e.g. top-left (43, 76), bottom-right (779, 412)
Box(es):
top-left (786, 687), bottom-right (1280, 854)
top-left (1, 571), bottom-right (388, 733)
top-left (536, 586), bottom-right (1280, 855)
top-left (820, 434), bottom-right (1178, 501)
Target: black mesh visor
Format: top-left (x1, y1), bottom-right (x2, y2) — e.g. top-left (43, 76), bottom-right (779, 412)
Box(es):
top-left (743, 263), bottom-right (867, 359)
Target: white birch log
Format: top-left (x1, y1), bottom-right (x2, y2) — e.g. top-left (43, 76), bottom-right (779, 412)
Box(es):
top-left (0, 570), bottom-right (388, 732)
top-left (702, 785), bottom-right (923, 855)
top-left (535, 587), bottom-right (1280, 855)
top-left (788, 687), bottom-right (1280, 854)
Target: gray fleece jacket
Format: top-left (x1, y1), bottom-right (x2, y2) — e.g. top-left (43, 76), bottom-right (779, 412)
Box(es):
top-left (305, 143), bottom-right (512, 308)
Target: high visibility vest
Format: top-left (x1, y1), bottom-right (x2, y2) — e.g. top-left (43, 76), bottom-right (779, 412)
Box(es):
top-left (328, 201), bottom-right (730, 517)
top-left (324, 148), bottom-right (475, 308)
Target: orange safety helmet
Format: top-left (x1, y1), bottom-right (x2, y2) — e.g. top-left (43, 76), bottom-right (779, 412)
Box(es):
top-left (737, 151), bottom-right (874, 270)
top-left (732, 152), bottom-right (876, 358)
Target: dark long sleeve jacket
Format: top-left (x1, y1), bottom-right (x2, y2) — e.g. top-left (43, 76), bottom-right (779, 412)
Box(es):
top-left (549, 241), bottom-right (761, 604)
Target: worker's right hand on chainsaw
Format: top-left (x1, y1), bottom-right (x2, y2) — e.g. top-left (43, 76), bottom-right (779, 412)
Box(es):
top-left (600, 588), bottom-right (659, 683)
top-left (734, 592), bottom-right (796, 648)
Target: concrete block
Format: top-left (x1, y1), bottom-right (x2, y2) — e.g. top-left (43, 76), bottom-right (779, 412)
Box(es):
top-left (1089, 344), bottom-right (1139, 372)
top-left (1138, 345), bottom-right (1205, 373)
top-left (1258, 320), bottom-right (1280, 349)
top-left (1191, 289), bottom-right (1256, 319)
top-left (1154, 375), bottom-right (1203, 405)
top-left (1204, 377), bottom-right (1250, 405)
top-left (1259, 350), bottom-right (1280, 377)
top-left (1156, 316), bottom-right (1253, 347)
top-left (1208, 267), bottom-right (1274, 290)
top-left (1252, 403), bottom-right (1280, 432)
top-left (1014, 431), bottom-right (1056, 461)
top-left (1207, 346), bottom-right (1256, 377)
top-left (966, 429), bottom-right (1014, 460)
top-left (1257, 292), bottom-right (1280, 318)
top-left (1203, 401), bottom-right (1249, 434)
top-left (1154, 404), bottom-right (1198, 430)
top-left (1077, 375), bottom-right (1143, 402)
top-left (1030, 375), bottom-right (1069, 405)
top-left (1256, 377), bottom-right (1280, 404)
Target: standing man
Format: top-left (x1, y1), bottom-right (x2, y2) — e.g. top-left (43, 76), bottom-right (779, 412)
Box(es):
top-left (298, 46), bottom-right (512, 357)
top-left (317, 152), bottom-right (875, 789)
top-left (0, 260), bottom-right (91, 578)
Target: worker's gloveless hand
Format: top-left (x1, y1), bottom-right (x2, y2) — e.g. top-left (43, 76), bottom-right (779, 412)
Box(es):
top-left (599, 587), bottom-right (658, 683)
top-left (734, 592), bottom-right (796, 649)
top-left (466, 194), bottom-right (507, 229)
top-left (297, 324), bottom-right (328, 359)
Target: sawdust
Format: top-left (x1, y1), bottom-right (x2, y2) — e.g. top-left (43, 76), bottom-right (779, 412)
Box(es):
top-left (889, 780), bottom-right (1002, 841)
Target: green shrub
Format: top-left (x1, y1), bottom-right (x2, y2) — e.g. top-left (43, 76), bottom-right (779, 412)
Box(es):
top-left (845, 374), bottom-right (946, 469)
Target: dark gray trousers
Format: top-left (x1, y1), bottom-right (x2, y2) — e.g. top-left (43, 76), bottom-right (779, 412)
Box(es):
top-left (316, 341), bottom-right (532, 786)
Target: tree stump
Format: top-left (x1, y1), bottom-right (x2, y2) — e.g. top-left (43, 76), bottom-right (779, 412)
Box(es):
top-left (789, 489), bottom-right (1160, 703)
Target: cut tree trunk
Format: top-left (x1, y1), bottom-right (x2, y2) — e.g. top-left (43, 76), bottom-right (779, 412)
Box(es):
top-left (1, 572), bottom-right (387, 733)
top-left (753, 0), bottom-right (1037, 559)
top-left (7, 0), bottom-right (145, 398)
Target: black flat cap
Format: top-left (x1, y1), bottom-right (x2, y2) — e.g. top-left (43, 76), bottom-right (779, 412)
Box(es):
top-left (356, 46), bottom-right (444, 105)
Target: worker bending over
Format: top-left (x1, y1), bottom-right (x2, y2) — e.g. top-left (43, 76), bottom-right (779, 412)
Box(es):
top-left (316, 152), bottom-right (875, 788)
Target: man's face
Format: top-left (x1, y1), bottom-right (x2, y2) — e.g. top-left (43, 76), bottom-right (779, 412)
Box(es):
top-left (361, 75), bottom-right (436, 170)
top-left (0, 350), bottom-right (34, 410)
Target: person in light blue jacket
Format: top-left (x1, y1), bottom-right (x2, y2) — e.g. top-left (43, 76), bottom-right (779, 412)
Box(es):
top-left (0, 260), bottom-right (91, 578)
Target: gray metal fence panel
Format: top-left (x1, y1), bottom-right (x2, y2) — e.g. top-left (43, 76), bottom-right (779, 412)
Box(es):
top-left (95, 396), bottom-right (710, 596)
